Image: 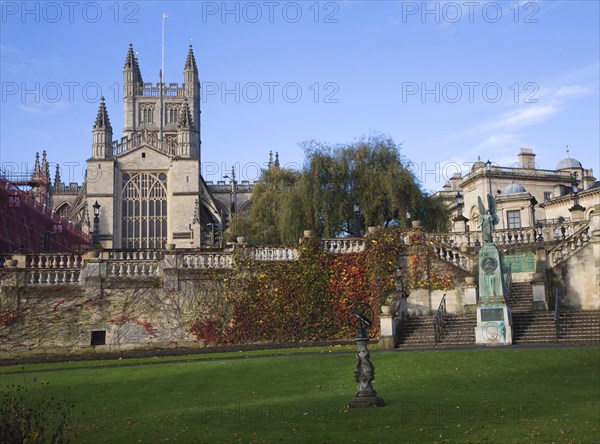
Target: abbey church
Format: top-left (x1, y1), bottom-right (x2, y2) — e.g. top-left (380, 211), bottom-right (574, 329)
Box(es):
top-left (17, 44), bottom-right (255, 250)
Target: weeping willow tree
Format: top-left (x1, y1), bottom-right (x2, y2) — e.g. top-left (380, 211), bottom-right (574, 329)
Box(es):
top-left (231, 134), bottom-right (449, 244)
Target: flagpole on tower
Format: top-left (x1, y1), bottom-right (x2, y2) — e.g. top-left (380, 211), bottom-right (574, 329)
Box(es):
top-left (162, 12), bottom-right (167, 80)
top-left (160, 12), bottom-right (168, 146)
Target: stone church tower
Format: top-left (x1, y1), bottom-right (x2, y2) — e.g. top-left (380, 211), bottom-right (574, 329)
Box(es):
top-left (86, 44), bottom-right (207, 249)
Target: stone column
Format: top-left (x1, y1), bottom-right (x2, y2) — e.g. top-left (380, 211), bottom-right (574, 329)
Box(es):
top-left (379, 308), bottom-right (394, 349)
top-left (532, 272), bottom-right (547, 311)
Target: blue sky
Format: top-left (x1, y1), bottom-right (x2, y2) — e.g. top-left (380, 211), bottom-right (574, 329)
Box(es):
top-left (1, 1), bottom-right (598, 191)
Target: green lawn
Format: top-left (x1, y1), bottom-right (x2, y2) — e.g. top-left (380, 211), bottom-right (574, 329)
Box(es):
top-left (1, 346), bottom-right (599, 443)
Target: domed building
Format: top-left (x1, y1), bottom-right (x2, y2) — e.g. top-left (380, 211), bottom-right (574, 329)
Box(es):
top-left (437, 148), bottom-right (596, 234)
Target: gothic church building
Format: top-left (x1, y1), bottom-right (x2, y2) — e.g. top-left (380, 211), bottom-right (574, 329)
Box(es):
top-left (50, 43), bottom-right (252, 249)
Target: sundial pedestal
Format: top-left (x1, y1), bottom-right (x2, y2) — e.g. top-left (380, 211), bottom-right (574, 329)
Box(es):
top-left (348, 337), bottom-right (385, 408)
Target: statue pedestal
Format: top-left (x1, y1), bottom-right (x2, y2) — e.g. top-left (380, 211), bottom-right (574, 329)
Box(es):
top-left (475, 304), bottom-right (512, 345)
top-left (348, 338), bottom-right (385, 408)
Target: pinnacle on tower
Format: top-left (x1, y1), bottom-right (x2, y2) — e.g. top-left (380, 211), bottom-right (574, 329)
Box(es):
top-left (54, 164), bottom-right (61, 186)
top-left (178, 99), bottom-right (194, 129)
top-left (184, 44), bottom-right (198, 71)
top-left (33, 152), bottom-right (40, 176)
top-left (123, 43), bottom-right (143, 83)
top-left (268, 150), bottom-right (273, 168)
top-left (274, 152), bottom-right (280, 168)
top-left (41, 150), bottom-right (50, 178)
top-left (94, 97), bottom-right (112, 129)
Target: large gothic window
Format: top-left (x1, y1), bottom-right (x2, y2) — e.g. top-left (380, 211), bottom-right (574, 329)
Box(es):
top-left (121, 172), bottom-right (168, 249)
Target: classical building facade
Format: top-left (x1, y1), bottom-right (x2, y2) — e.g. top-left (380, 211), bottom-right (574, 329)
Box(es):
top-left (435, 148), bottom-right (597, 237)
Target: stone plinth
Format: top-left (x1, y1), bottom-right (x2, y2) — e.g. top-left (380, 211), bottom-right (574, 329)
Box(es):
top-left (532, 273), bottom-right (547, 310)
top-left (379, 313), bottom-right (394, 349)
top-left (475, 304), bottom-right (512, 345)
top-left (475, 243), bottom-right (512, 345)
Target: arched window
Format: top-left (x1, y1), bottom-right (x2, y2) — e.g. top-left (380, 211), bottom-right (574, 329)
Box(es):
top-left (55, 203), bottom-right (71, 219)
top-left (121, 172), bottom-right (168, 249)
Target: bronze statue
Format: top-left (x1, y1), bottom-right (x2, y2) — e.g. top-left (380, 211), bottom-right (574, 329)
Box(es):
top-left (477, 195), bottom-right (499, 243)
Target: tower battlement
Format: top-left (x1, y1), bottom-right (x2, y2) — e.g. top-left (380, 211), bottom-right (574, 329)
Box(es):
top-left (137, 83), bottom-right (186, 98)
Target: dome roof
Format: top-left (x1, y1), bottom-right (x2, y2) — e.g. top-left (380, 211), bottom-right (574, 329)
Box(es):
top-left (556, 157), bottom-right (582, 170)
top-left (472, 156), bottom-right (485, 171)
top-left (502, 183), bottom-right (526, 194)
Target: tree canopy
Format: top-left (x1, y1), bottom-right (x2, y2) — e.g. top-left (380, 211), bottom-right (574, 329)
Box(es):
top-left (228, 134), bottom-right (449, 244)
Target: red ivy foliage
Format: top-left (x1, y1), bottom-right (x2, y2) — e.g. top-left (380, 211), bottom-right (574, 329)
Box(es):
top-left (192, 228), bottom-right (457, 345)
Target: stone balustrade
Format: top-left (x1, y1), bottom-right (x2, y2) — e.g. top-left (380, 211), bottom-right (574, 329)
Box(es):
top-left (106, 250), bottom-right (163, 277)
top-left (321, 239), bottom-right (366, 254)
top-left (431, 244), bottom-right (473, 272)
top-left (244, 247), bottom-right (299, 261)
top-left (491, 228), bottom-right (537, 245)
top-left (433, 221), bottom-right (589, 249)
top-left (430, 232), bottom-right (482, 248)
top-left (27, 269), bottom-right (81, 285)
top-left (108, 250), bottom-right (163, 261)
top-left (107, 261), bottom-right (160, 277)
top-left (26, 253), bottom-right (85, 269)
top-left (548, 224), bottom-right (591, 267)
top-left (180, 253), bottom-right (234, 269)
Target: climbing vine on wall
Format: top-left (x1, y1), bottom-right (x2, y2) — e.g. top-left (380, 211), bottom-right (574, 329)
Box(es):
top-left (192, 228), bottom-right (458, 346)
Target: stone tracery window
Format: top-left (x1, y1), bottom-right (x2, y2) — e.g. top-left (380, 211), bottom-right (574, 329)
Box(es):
top-left (121, 172), bottom-right (168, 249)
top-left (139, 104), bottom-right (155, 124)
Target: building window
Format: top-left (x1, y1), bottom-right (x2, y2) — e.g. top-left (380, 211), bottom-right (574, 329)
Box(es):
top-left (168, 107), bottom-right (179, 124)
top-left (91, 330), bottom-right (106, 346)
top-left (506, 210), bottom-right (521, 229)
top-left (139, 105), bottom-right (154, 124)
top-left (121, 172), bottom-right (168, 249)
top-left (55, 203), bottom-right (71, 218)
top-left (544, 192), bottom-right (551, 201)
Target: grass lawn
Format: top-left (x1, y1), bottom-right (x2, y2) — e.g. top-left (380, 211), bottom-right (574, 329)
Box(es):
top-left (1, 346), bottom-right (599, 443)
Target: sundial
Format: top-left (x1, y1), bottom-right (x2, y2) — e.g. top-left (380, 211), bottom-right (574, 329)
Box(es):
top-left (351, 303), bottom-right (374, 339)
top-left (348, 302), bottom-right (384, 408)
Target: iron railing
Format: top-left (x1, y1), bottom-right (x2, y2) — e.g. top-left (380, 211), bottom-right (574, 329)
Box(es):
top-left (503, 264), bottom-right (512, 306)
top-left (554, 288), bottom-right (560, 342)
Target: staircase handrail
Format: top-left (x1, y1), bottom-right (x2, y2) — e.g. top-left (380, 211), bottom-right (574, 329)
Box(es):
top-left (503, 264), bottom-right (512, 306)
top-left (433, 293), bottom-right (447, 344)
top-left (547, 222), bottom-right (591, 267)
top-left (553, 287), bottom-right (560, 342)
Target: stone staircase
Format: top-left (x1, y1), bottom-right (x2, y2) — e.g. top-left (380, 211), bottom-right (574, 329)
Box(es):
top-left (507, 283), bottom-right (599, 345)
top-left (558, 310), bottom-right (600, 343)
top-left (508, 282), bottom-right (534, 313)
top-left (396, 314), bottom-right (476, 348)
top-left (396, 281), bottom-right (599, 347)
top-left (512, 311), bottom-right (557, 344)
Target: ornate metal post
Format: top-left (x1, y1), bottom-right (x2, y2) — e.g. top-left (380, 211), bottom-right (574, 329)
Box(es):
top-left (348, 304), bottom-right (384, 408)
